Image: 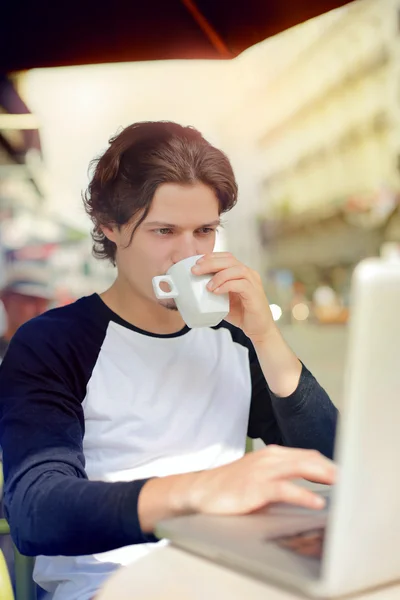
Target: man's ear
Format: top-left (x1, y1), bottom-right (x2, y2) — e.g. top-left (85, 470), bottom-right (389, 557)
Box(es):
top-left (100, 224), bottom-right (118, 243)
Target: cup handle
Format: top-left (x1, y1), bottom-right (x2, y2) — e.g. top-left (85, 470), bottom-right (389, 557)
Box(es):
top-left (152, 275), bottom-right (179, 299)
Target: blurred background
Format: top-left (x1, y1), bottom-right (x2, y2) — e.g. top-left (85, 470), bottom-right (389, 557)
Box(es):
top-left (1, 0), bottom-right (400, 410)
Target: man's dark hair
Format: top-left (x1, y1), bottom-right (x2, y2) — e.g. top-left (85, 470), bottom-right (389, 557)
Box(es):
top-left (83, 121), bottom-right (238, 265)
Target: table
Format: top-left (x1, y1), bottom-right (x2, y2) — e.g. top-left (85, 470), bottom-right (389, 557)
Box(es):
top-left (96, 545), bottom-right (400, 600)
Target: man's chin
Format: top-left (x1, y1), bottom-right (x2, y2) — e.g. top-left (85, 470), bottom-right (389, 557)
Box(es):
top-left (158, 299), bottom-right (179, 311)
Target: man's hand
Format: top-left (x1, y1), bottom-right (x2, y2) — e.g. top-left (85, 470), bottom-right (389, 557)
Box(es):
top-left (138, 446), bottom-right (336, 532)
top-left (193, 252), bottom-right (302, 396)
top-left (192, 252), bottom-right (275, 343)
top-left (186, 445), bottom-right (335, 515)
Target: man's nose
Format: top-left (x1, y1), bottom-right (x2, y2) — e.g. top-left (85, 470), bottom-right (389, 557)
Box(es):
top-left (171, 235), bottom-right (199, 264)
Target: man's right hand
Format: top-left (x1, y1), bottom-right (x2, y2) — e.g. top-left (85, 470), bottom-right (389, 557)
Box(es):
top-left (138, 445), bottom-right (336, 533)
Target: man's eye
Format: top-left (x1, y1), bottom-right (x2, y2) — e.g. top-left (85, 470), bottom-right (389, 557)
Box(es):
top-left (198, 228), bottom-right (215, 235)
top-left (156, 228), bottom-right (173, 235)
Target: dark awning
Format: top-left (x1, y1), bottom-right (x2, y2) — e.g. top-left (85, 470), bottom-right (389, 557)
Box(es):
top-left (1, 0), bottom-right (353, 72)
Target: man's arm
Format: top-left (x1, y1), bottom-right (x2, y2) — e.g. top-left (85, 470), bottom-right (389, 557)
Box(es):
top-left (248, 354), bottom-right (338, 458)
top-left (250, 328), bottom-right (338, 458)
top-left (252, 326), bottom-right (302, 397)
top-left (137, 444), bottom-right (336, 533)
top-left (193, 254), bottom-right (338, 458)
top-left (0, 324), bottom-right (157, 556)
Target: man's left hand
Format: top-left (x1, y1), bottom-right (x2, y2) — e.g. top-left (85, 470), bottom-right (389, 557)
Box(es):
top-left (192, 253), bottom-right (276, 343)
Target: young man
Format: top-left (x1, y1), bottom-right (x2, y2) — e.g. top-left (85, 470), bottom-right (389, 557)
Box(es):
top-left (0, 122), bottom-right (338, 600)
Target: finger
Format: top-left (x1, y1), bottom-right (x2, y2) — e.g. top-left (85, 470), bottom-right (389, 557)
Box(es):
top-left (207, 266), bottom-right (250, 291)
top-left (192, 257), bottom-right (238, 275)
top-left (193, 252), bottom-right (241, 271)
top-left (211, 279), bottom-right (253, 298)
top-left (267, 481), bottom-right (327, 510)
top-left (267, 458), bottom-right (337, 486)
top-left (196, 253), bottom-right (236, 266)
top-left (198, 252), bottom-right (235, 261)
top-left (264, 446), bottom-right (331, 463)
top-left (256, 445), bottom-right (312, 459)
top-left (263, 445), bottom-right (317, 456)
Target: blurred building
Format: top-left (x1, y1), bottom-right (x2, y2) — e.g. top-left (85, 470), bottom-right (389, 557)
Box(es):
top-left (0, 74), bottom-right (46, 287)
top-left (0, 75), bottom-right (47, 330)
top-left (0, 75), bottom-right (114, 306)
top-left (222, 0), bottom-right (400, 306)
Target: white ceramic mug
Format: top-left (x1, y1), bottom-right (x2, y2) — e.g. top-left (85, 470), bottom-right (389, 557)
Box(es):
top-left (152, 255), bottom-right (230, 328)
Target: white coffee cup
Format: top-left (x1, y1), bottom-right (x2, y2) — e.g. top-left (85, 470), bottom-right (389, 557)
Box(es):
top-left (152, 255), bottom-right (230, 328)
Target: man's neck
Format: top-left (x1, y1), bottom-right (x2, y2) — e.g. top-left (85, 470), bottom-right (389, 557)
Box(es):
top-left (100, 278), bottom-right (186, 335)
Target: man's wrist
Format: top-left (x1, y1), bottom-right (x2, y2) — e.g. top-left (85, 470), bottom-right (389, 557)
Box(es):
top-left (167, 470), bottom-right (203, 515)
top-left (249, 327), bottom-right (302, 397)
top-left (248, 323), bottom-right (281, 348)
top-left (138, 471), bottom-right (202, 533)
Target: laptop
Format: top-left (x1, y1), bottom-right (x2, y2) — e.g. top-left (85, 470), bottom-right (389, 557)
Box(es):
top-left (156, 258), bottom-right (400, 598)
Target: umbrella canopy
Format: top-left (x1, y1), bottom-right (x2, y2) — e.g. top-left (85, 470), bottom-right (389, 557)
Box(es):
top-left (1, 0), bottom-right (353, 72)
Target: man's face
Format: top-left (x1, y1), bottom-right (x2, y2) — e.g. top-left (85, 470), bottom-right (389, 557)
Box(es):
top-left (106, 182), bottom-right (221, 310)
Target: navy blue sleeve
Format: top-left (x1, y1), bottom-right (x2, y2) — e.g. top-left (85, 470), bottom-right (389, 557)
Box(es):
top-left (220, 323), bottom-right (338, 459)
top-left (0, 316), bottom-right (156, 557)
top-left (248, 350), bottom-right (338, 458)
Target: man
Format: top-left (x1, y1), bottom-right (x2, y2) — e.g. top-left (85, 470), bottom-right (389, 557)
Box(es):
top-left (0, 263), bottom-right (53, 360)
top-left (0, 122), bottom-right (338, 600)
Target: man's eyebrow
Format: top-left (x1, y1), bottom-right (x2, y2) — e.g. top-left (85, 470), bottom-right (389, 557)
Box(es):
top-left (144, 220), bottom-right (221, 228)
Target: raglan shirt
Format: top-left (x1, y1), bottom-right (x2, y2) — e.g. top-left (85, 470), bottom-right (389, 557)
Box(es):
top-left (0, 294), bottom-right (337, 600)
